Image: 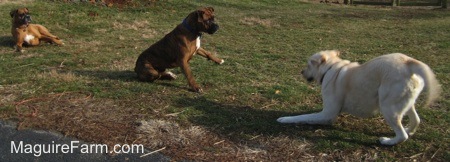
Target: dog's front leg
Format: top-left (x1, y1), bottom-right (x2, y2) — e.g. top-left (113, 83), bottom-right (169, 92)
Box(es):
top-left (178, 58), bottom-right (202, 93)
top-left (14, 37), bottom-right (25, 53)
top-left (277, 98), bottom-right (341, 125)
top-left (196, 48), bottom-right (224, 64)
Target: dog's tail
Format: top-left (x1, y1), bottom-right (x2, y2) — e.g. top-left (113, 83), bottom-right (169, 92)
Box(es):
top-left (407, 59), bottom-right (441, 107)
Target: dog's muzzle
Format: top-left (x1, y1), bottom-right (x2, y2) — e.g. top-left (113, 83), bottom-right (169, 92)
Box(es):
top-left (207, 23), bottom-right (219, 34)
top-left (22, 14), bottom-right (32, 25)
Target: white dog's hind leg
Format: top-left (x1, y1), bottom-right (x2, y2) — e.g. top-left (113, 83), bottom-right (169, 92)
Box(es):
top-left (378, 75), bottom-right (423, 145)
top-left (378, 83), bottom-right (410, 145)
top-left (405, 106), bottom-right (420, 136)
top-left (379, 111), bottom-right (408, 145)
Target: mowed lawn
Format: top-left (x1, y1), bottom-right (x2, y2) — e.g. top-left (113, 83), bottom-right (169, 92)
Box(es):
top-left (0, 0), bottom-right (449, 161)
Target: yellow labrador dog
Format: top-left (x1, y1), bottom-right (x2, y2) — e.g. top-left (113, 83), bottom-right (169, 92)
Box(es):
top-left (277, 50), bottom-right (440, 145)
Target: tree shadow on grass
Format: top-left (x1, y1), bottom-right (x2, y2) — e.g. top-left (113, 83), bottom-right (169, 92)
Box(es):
top-left (174, 96), bottom-right (382, 146)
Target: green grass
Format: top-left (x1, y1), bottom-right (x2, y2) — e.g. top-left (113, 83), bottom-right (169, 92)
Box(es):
top-left (0, 0), bottom-right (449, 161)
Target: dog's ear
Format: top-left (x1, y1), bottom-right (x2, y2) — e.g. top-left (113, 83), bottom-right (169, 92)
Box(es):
top-left (197, 7), bottom-right (215, 22)
top-left (206, 7), bottom-right (214, 12)
top-left (197, 10), bottom-right (204, 22)
top-left (10, 9), bottom-right (17, 18)
top-left (310, 55), bottom-right (327, 66)
top-left (330, 50), bottom-right (340, 57)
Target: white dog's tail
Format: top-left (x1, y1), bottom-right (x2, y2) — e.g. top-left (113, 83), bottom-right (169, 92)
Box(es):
top-left (408, 59), bottom-right (441, 107)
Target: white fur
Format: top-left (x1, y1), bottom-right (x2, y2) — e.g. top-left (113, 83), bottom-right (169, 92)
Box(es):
top-left (196, 37), bottom-right (201, 50)
top-left (166, 71), bottom-right (177, 79)
top-left (24, 34), bottom-right (35, 44)
top-left (192, 37), bottom-right (201, 56)
top-left (277, 50), bottom-right (440, 145)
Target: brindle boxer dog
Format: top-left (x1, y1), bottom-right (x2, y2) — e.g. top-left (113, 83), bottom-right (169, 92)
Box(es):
top-left (134, 7), bottom-right (224, 93)
top-left (10, 8), bottom-right (63, 53)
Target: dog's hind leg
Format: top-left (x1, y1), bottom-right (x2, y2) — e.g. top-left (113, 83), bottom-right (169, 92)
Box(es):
top-left (405, 105), bottom-right (420, 136)
top-left (378, 79), bottom-right (422, 145)
top-left (36, 25), bottom-right (63, 45)
top-left (136, 63), bottom-right (161, 82)
top-left (41, 36), bottom-right (63, 45)
top-left (378, 108), bottom-right (408, 145)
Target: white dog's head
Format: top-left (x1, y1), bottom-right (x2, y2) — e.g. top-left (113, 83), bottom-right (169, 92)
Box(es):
top-left (301, 50), bottom-right (341, 84)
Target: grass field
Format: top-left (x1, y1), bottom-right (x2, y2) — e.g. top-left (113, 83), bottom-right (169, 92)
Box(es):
top-left (0, 0), bottom-right (449, 161)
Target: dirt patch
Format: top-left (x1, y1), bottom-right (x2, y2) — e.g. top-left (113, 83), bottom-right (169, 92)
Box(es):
top-left (14, 92), bottom-right (142, 147)
top-left (9, 91), bottom-right (316, 161)
top-left (0, 85), bottom-right (20, 110)
top-left (37, 69), bottom-right (80, 82)
top-left (0, 0), bottom-right (35, 5)
top-left (240, 17), bottom-right (280, 28)
top-left (112, 20), bottom-right (158, 39)
top-left (63, 0), bottom-right (159, 7)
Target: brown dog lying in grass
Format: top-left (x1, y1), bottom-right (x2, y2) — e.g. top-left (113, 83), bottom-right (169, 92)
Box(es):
top-left (10, 8), bottom-right (63, 53)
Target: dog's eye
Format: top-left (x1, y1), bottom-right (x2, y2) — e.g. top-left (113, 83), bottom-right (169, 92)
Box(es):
top-left (206, 18), bottom-right (215, 24)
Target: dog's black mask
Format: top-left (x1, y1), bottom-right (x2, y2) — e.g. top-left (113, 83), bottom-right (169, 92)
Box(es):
top-left (22, 14), bottom-right (32, 25)
top-left (15, 13), bottom-right (32, 26)
top-left (207, 23), bottom-right (219, 34)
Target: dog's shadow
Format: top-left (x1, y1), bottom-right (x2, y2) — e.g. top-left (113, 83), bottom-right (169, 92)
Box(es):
top-left (73, 69), bottom-right (190, 91)
top-left (174, 97), bottom-right (380, 146)
top-left (0, 35), bottom-right (14, 48)
top-left (72, 70), bottom-right (387, 146)
top-left (74, 69), bottom-right (136, 82)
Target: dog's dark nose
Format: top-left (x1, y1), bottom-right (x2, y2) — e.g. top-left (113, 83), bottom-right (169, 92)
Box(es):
top-left (207, 24), bottom-right (219, 34)
top-left (24, 15), bottom-right (31, 23)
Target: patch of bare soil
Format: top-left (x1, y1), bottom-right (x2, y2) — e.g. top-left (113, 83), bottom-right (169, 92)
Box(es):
top-left (14, 92), bottom-right (141, 147)
top-left (240, 17), bottom-right (280, 28)
top-left (0, 0), bottom-right (35, 5)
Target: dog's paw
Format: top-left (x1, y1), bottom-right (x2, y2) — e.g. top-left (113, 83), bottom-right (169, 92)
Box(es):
top-left (13, 45), bottom-right (24, 53)
top-left (405, 127), bottom-right (417, 136)
top-left (379, 137), bottom-right (403, 146)
top-left (277, 117), bottom-right (294, 123)
top-left (190, 85), bottom-right (203, 93)
top-left (15, 49), bottom-right (25, 53)
top-left (160, 71), bottom-right (177, 80)
top-left (195, 87), bottom-right (203, 93)
top-left (219, 59), bottom-right (225, 65)
top-left (166, 72), bottom-right (177, 79)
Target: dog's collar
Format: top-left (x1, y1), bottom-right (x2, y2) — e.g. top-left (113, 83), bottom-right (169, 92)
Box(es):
top-left (320, 66), bottom-right (333, 84)
top-left (182, 19), bottom-right (202, 37)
